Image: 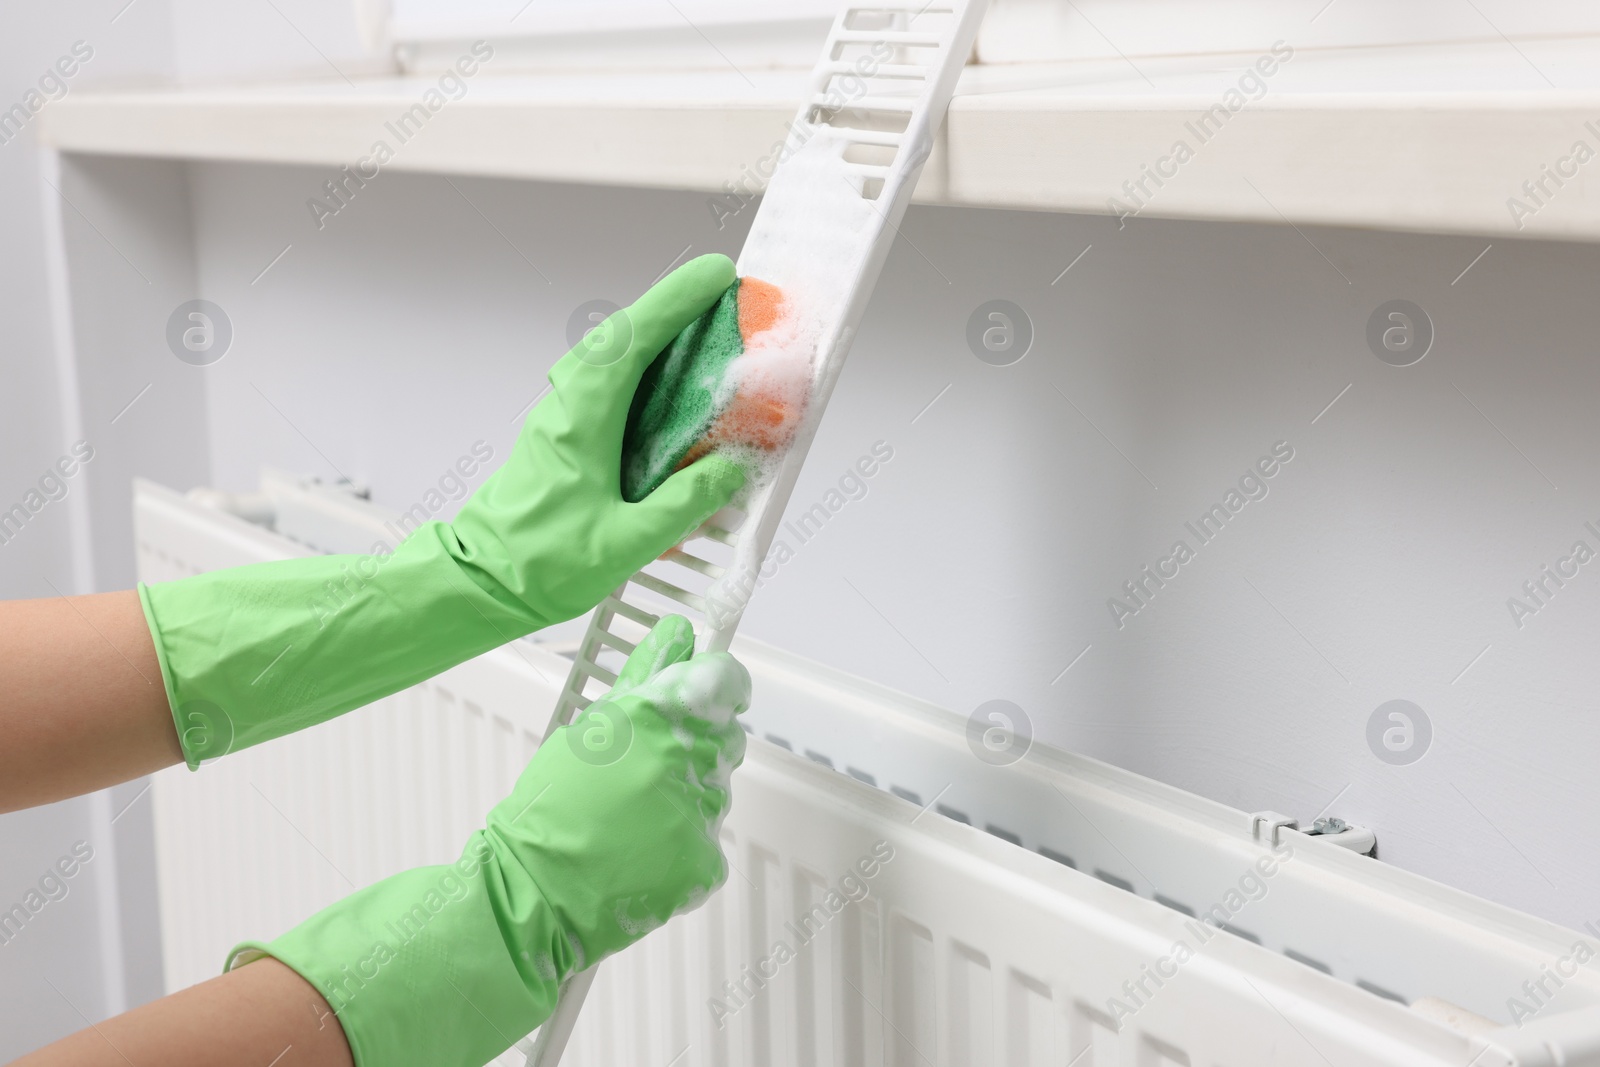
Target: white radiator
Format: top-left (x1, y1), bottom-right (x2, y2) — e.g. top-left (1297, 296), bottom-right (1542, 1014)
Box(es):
top-left (134, 475), bottom-right (1600, 1066)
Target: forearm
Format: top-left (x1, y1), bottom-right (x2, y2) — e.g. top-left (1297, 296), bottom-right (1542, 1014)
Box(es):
top-left (0, 590), bottom-right (180, 813)
top-left (12, 957), bottom-right (352, 1067)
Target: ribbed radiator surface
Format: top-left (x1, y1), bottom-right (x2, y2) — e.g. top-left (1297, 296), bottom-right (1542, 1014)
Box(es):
top-left (134, 478), bottom-right (1600, 1066)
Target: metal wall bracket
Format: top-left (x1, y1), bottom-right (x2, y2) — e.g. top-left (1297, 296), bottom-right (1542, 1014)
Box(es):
top-left (1304, 816), bottom-right (1377, 855)
top-left (1250, 812), bottom-right (1377, 855)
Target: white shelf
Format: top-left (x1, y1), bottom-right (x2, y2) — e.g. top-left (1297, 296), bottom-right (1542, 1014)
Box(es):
top-left (39, 38), bottom-right (1600, 240)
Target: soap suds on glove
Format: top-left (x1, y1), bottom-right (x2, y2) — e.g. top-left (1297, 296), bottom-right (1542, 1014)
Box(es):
top-left (645, 652), bottom-right (747, 827)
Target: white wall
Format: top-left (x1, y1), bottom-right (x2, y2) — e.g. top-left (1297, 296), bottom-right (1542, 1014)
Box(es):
top-left (150, 161), bottom-right (1598, 936)
top-left (0, 0), bottom-right (382, 1055)
top-left (7, 6), bottom-right (1599, 1056)
top-left (0, 4), bottom-right (181, 1057)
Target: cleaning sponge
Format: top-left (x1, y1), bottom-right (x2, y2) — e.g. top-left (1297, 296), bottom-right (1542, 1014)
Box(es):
top-left (622, 277), bottom-right (814, 504)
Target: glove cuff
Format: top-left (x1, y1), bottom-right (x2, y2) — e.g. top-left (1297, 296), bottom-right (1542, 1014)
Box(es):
top-left (137, 581), bottom-right (195, 769)
top-left (141, 521), bottom-right (544, 767)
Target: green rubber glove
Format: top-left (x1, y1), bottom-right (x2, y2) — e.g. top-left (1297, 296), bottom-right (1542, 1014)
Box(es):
top-left (228, 615), bottom-right (751, 1067)
top-left (139, 254), bottom-right (744, 768)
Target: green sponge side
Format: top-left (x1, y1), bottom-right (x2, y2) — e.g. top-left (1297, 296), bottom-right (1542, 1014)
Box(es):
top-left (621, 278), bottom-right (744, 503)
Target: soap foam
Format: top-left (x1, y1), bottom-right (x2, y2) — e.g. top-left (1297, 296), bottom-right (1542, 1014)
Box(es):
top-left (623, 275), bottom-right (822, 509)
top-left (686, 282), bottom-right (822, 506)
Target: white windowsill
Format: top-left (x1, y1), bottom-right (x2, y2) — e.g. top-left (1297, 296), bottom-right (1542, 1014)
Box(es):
top-left (36, 37), bottom-right (1600, 241)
